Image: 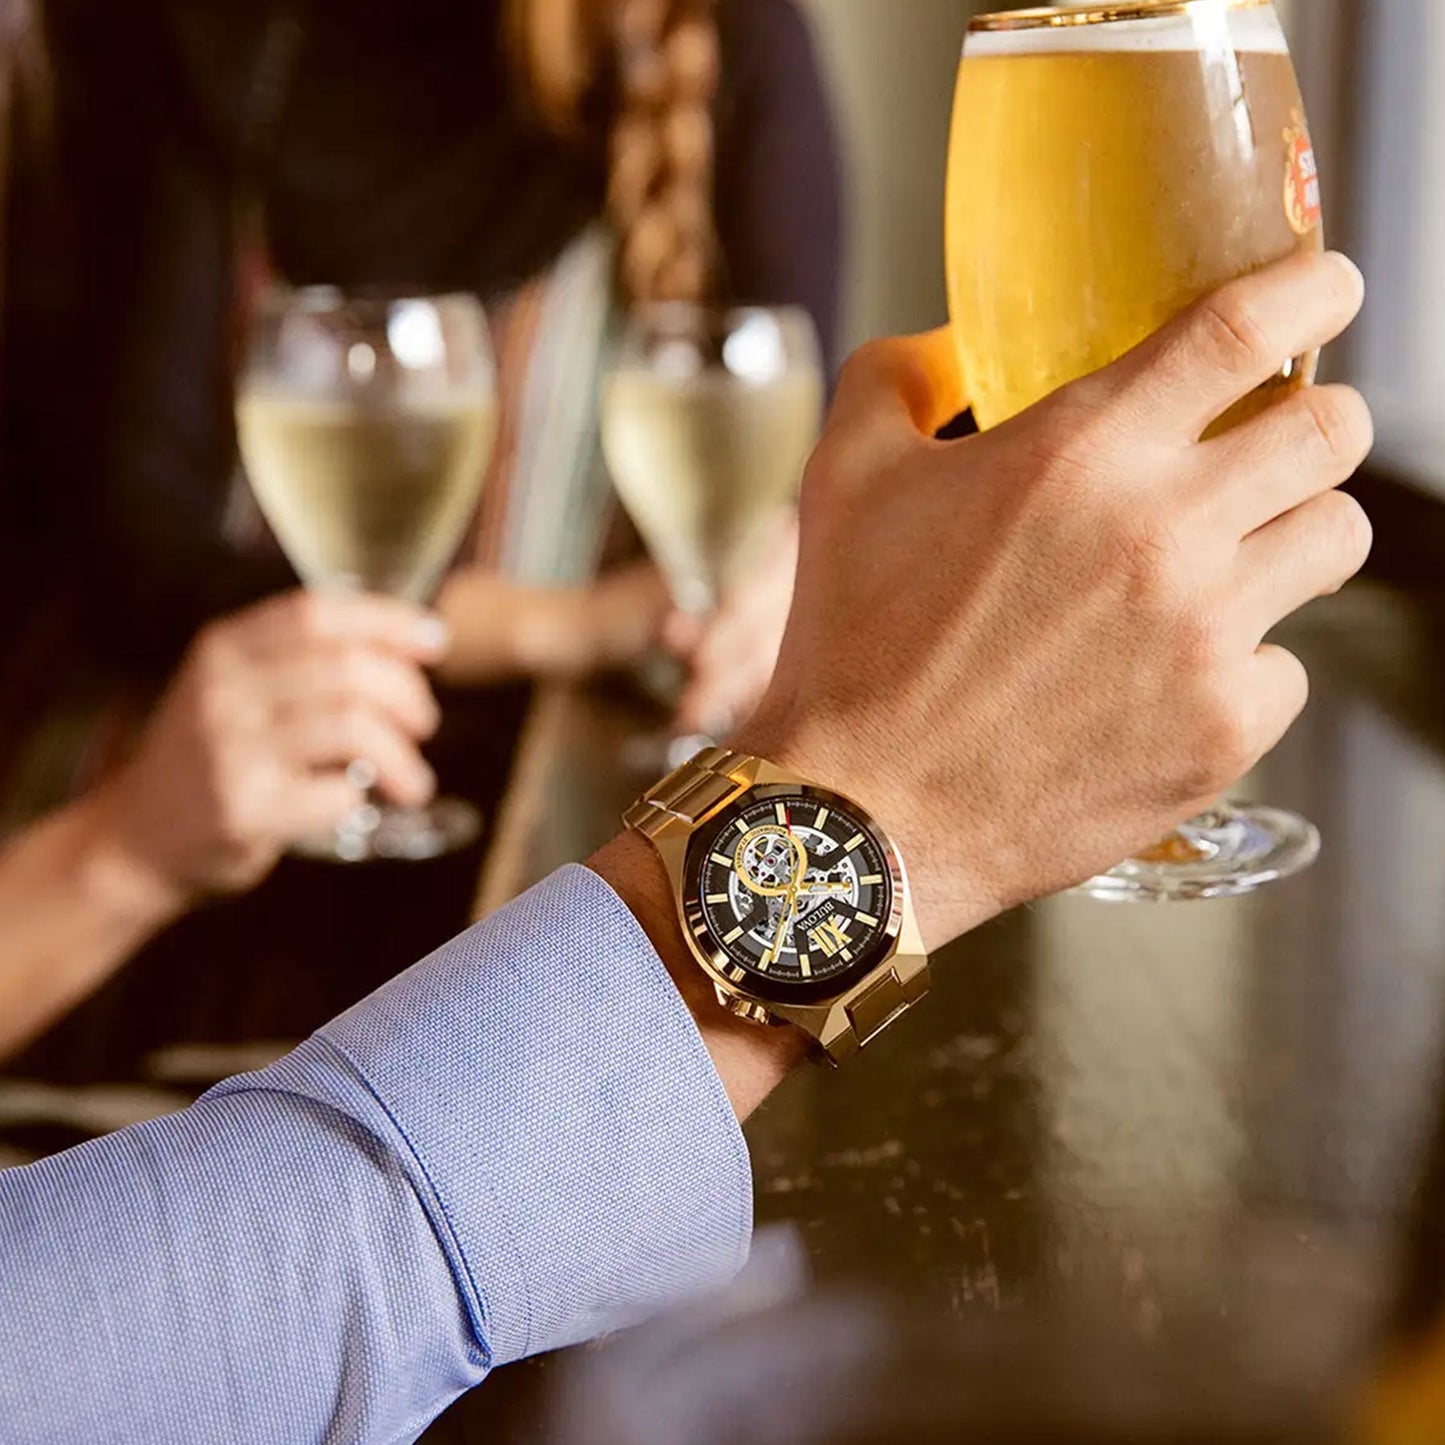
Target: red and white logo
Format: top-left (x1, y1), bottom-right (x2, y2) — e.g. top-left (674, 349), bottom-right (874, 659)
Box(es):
top-left (1284, 110), bottom-right (1322, 236)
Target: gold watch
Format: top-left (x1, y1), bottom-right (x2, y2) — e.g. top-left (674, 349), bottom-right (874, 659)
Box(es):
top-left (624, 746), bottom-right (930, 1063)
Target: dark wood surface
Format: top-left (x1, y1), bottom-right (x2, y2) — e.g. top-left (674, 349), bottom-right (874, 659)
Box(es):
top-left (425, 580), bottom-right (1445, 1441)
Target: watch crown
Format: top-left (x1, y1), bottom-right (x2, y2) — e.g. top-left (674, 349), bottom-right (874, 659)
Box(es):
top-left (723, 996), bottom-right (774, 1027)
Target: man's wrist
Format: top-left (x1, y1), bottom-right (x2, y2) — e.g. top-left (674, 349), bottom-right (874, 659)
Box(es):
top-left (731, 712), bottom-right (1005, 950)
top-left (588, 831), bottom-right (809, 1120)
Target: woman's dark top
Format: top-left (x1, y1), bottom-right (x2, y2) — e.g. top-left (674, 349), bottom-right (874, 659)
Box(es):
top-left (2, 0), bottom-right (844, 675)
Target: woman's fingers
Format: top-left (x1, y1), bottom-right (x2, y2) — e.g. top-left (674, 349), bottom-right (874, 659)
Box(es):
top-left (240, 589), bottom-right (451, 663)
top-left (279, 705), bottom-right (437, 808)
top-left (265, 647), bottom-right (441, 739)
top-left (268, 774), bottom-right (370, 838)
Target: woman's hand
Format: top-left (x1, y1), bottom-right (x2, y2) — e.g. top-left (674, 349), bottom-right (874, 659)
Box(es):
top-left (436, 530), bottom-right (797, 729)
top-left (666, 513), bottom-right (798, 738)
top-left (88, 589), bottom-right (449, 907)
top-left (435, 564), bottom-right (671, 685)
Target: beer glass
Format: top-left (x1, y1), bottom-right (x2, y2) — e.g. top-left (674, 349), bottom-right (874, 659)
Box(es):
top-left (236, 289), bottom-right (498, 862)
top-left (946, 0), bottom-right (1326, 901)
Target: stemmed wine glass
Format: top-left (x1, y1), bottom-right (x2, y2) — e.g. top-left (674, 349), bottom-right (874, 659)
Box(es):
top-left (235, 287), bottom-right (498, 862)
top-left (600, 303), bottom-right (824, 772)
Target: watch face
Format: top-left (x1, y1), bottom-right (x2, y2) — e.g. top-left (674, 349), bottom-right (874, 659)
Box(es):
top-left (682, 784), bottom-right (902, 1005)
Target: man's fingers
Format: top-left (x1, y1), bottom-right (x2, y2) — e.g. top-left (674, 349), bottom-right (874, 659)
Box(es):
top-left (266, 649), bottom-right (441, 739)
top-left (1204, 383), bottom-right (1374, 536)
top-left (242, 589), bottom-right (451, 663)
top-left (1245, 644), bottom-right (1311, 761)
top-left (280, 706), bottom-right (437, 808)
top-left (823, 330), bottom-right (968, 463)
top-left (1236, 489), bottom-right (1373, 638)
top-left (1102, 251), bottom-right (1364, 443)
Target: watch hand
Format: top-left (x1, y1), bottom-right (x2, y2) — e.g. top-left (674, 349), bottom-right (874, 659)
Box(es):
top-left (739, 899), bottom-right (773, 934)
top-left (764, 885), bottom-right (800, 969)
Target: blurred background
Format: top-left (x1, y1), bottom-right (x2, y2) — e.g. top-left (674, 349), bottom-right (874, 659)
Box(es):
top-left (3, 1), bottom-right (1445, 1442)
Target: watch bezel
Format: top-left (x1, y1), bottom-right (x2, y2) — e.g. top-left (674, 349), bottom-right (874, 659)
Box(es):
top-left (681, 781), bottom-right (906, 1006)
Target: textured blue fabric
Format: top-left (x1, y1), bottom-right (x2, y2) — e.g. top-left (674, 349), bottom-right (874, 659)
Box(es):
top-left (0, 865), bottom-right (752, 1444)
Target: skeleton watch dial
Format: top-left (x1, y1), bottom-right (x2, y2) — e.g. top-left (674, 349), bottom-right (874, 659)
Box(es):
top-left (683, 784), bottom-right (901, 1003)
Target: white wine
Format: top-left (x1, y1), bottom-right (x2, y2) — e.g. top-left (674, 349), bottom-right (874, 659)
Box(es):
top-left (236, 392), bottom-right (498, 600)
top-left (601, 369), bottom-right (823, 612)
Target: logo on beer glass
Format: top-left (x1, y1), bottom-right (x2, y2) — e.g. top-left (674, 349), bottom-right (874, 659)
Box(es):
top-left (1284, 110), bottom-right (1322, 236)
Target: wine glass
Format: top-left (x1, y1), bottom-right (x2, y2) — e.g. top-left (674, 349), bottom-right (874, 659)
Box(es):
top-left (235, 287), bottom-right (498, 863)
top-left (946, 0), bottom-right (1326, 901)
top-left (600, 303), bottom-right (824, 772)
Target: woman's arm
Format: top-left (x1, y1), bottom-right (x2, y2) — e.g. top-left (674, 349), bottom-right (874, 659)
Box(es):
top-left (0, 591), bottom-right (448, 1061)
top-left (433, 561), bottom-right (671, 687)
top-left (0, 794), bottom-right (185, 1058)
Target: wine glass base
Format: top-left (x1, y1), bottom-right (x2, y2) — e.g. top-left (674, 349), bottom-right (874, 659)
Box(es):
top-left (291, 798), bottom-right (482, 865)
top-left (1074, 804), bottom-right (1321, 903)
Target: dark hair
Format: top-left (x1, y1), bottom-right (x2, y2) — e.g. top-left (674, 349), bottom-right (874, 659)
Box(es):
top-left (0, 0), bottom-right (48, 312)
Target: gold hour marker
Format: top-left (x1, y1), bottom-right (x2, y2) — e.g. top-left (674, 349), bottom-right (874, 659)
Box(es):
top-left (856, 912), bottom-right (880, 927)
top-left (808, 916), bottom-right (851, 958)
top-left (711, 853), bottom-right (734, 868)
top-left (756, 953), bottom-right (771, 973)
top-left (723, 925), bottom-right (745, 944)
top-left (734, 818), bottom-right (749, 833)
top-left (775, 802), bottom-right (789, 825)
top-left (706, 893), bottom-right (729, 905)
top-left (815, 807), bottom-right (829, 830)
top-left (840, 947), bottom-right (854, 962)
top-left (844, 833), bottom-right (864, 853)
top-left (859, 874), bottom-right (884, 886)
top-left (799, 953), bottom-right (812, 978)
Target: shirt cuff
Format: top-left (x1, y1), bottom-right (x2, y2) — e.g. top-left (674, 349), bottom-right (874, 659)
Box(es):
top-left (286, 864), bottom-right (753, 1365)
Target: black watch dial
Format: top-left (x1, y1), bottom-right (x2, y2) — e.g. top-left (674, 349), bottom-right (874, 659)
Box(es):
top-left (682, 784), bottom-right (901, 1004)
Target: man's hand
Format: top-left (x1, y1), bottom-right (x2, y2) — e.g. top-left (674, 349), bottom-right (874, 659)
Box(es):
top-left (89, 590), bottom-right (448, 908)
top-left (739, 250), bottom-right (1373, 947)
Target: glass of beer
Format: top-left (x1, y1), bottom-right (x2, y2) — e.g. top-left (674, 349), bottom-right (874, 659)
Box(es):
top-left (946, 0), bottom-right (1326, 901)
top-left (236, 288), bottom-right (498, 863)
top-left (600, 304), bottom-right (824, 770)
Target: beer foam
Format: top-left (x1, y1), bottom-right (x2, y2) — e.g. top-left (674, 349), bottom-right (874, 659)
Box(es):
top-left (963, 4), bottom-right (1288, 58)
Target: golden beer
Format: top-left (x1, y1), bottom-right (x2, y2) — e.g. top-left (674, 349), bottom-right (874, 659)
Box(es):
top-left (945, 1), bottom-right (1328, 901)
top-left (946, 0), bottom-right (1324, 433)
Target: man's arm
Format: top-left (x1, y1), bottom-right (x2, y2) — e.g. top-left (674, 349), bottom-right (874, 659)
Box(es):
top-left (0, 254), bottom-right (1373, 1442)
top-left (592, 832), bottom-right (810, 1117)
top-left (0, 860), bottom-right (756, 1443)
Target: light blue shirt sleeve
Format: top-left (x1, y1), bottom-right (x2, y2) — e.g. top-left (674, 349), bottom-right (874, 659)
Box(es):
top-left (0, 865), bottom-right (753, 1444)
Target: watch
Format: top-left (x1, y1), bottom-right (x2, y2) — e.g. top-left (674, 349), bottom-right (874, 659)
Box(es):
top-left (624, 746), bottom-right (930, 1062)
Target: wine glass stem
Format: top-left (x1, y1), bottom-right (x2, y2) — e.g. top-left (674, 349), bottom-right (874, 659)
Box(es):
top-left (342, 761), bottom-right (384, 840)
